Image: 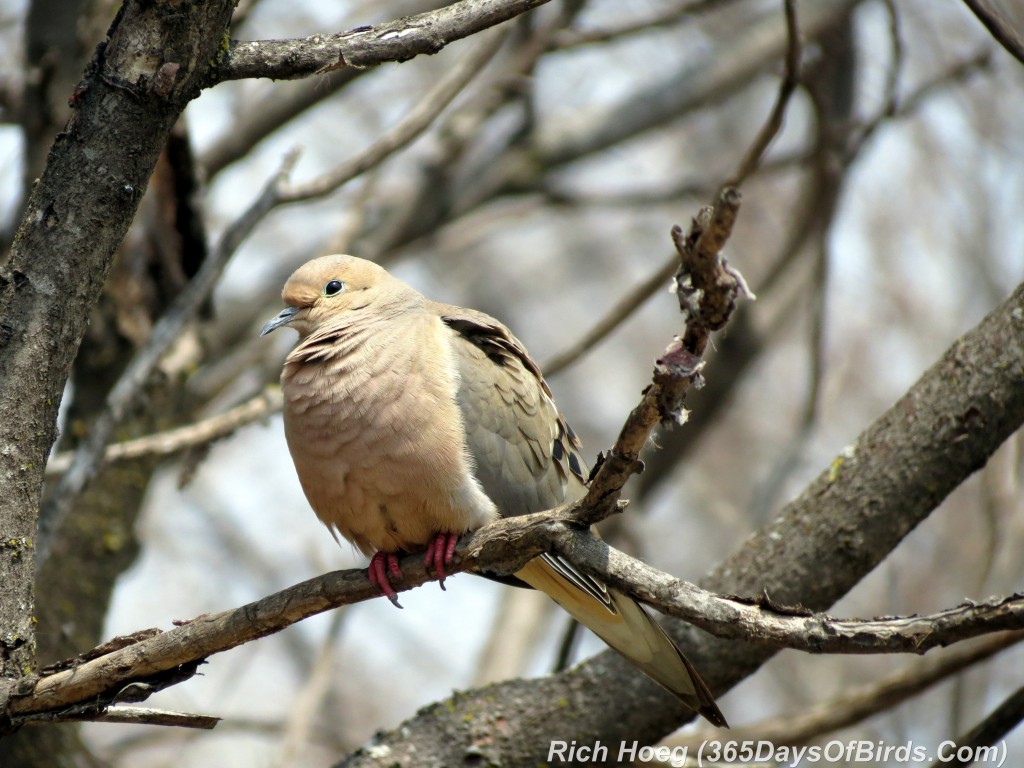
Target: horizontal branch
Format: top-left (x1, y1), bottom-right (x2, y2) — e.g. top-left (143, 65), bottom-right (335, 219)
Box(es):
top-left (215, 0), bottom-right (550, 82)
top-left (549, 526), bottom-right (1024, 655)
top-left (4, 505), bottom-right (1022, 729)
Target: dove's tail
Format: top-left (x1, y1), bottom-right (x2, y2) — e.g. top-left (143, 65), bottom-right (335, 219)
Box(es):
top-left (516, 555), bottom-right (727, 728)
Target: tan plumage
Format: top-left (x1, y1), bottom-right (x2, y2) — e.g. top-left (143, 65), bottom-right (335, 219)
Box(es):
top-left (262, 254), bottom-right (725, 727)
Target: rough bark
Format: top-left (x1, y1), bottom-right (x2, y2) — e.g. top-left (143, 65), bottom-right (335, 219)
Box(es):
top-left (0, 0), bottom-right (237, 681)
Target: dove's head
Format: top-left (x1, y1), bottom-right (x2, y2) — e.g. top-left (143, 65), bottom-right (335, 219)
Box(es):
top-left (261, 254), bottom-right (418, 339)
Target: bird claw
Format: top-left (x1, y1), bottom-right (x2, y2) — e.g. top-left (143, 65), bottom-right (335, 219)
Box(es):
top-left (424, 532), bottom-right (460, 590)
top-left (368, 551), bottom-right (403, 608)
top-left (367, 534), bottom-right (459, 606)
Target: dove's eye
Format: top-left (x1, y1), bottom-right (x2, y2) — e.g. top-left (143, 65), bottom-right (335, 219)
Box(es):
top-left (323, 279), bottom-right (345, 296)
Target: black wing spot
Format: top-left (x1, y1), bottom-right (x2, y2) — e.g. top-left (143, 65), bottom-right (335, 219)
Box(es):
top-left (568, 452), bottom-right (583, 480)
top-left (552, 439), bottom-right (565, 461)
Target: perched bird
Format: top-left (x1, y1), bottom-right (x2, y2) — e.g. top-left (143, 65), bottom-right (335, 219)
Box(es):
top-left (262, 254), bottom-right (725, 727)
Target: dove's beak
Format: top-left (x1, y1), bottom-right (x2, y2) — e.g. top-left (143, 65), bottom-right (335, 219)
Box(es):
top-left (260, 306), bottom-right (299, 337)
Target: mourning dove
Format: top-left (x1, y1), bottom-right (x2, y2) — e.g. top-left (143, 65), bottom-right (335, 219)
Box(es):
top-left (262, 254), bottom-right (726, 727)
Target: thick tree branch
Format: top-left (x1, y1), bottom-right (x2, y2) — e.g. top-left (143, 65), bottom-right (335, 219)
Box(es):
top-left (37, 152), bottom-right (298, 565)
top-left (0, 0), bottom-right (237, 678)
top-left (214, 0), bottom-right (551, 82)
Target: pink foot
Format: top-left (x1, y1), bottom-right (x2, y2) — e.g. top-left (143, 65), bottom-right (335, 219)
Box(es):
top-left (423, 532), bottom-right (461, 590)
top-left (368, 551), bottom-right (403, 608)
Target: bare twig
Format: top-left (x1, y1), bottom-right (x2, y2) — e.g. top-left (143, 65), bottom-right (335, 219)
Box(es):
top-left (24, 706), bottom-right (221, 730)
top-left (962, 0), bottom-right (1024, 67)
top-left (849, 49), bottom-right (991, 158)
top-left (5, 274), bottom-right (1024, 730)
top-left (45, 388), bottom-right (283, 476)
top-left (553, 618), bottom-right (583, 674)
top-left (880, 0), bottom-right (904, 117)
top-left (203, 0), bottom-right (560, 180)
top-left (728, 0), bottom-right (802, 187)
top-left (551, 0), bottom-right (738, 50)
top-left (202, 69), bottom-right (365, 178)
top-left (280, 29), bottom-right (507, 203)
top-left (362, 1), bottom-right (582, 262)
top-left (365, 0), bottom-right (861, 260)
top-left (945, 683), bottom-right (1024, 767)
top-left (548, 523), bottom-right (1024, 655)
top-left (580, 188), bottom-right (749, 521)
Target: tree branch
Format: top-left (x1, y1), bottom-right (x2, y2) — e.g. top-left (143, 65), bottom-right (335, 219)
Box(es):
top-left (727, 0), bottom-right (801, 187)
top-left (23, 705), bottom-right (220, 730)
top-left (278, 28), bottom-right (508, 203)
top-left (581, 188), bottom-right (750, 520)
top-left (37, 152), bottom-right (298, 565)
top-left (541, 255), bottom-right (680, 377)
top-left (44, 388), bottom-right (284, 476)
top-left (0, 0), bottom-right (237, 677)
top-left (961, 0), bottom-right (1024, 67)
top-left (3, 505), bottom-right (1024, 732)
top-left (552, 527), bottom-right (1024, 655)
top-left (945, 682), bottom-right (1024, 767)
top-left (551, 0), bottom-right (739, 50)
top-left (214, 0), bottom-right (551, 82)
